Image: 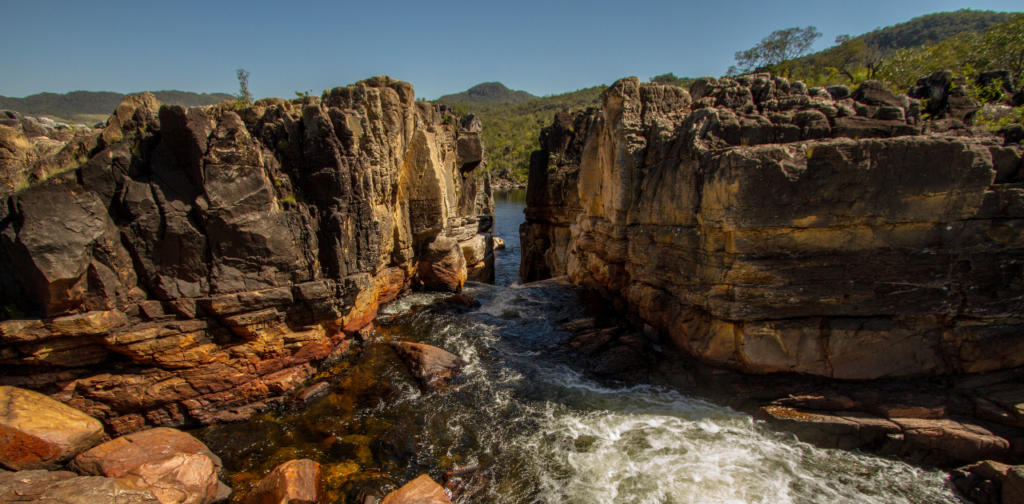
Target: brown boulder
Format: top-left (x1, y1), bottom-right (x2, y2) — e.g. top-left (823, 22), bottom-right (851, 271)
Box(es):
top-left (381, 474), bottom-right (451, 504)
top-left (1006, 466), bottom-right (1024, 504)
top-left (890, 417), bottom-right (1012, 467)
top-left (389, 342), bottom-right (465, 390)
top-left (72, 427), bottom-right (222, 478)
top-left (492, 237), bottom-right (505, 250)
top-left (416, 236), bottom-right (466, 293)
top-left (0, 386), bottom-right (105, 470)
top-left (243, 459), bottom-right (323, 504)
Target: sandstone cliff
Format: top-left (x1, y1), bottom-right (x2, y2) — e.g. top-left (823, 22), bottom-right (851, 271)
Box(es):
top-left (0, 77), bottom-right (494, 435)
top-left (522, 74), bottom-right (1024, 380)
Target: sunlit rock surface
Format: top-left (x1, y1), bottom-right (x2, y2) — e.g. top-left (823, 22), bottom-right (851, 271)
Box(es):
top-left (522, 74), bottom-right (1024, 379)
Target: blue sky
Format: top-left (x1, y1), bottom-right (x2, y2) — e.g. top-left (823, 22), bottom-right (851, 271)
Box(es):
top-left (1, 0), bottom-right (1020, 100)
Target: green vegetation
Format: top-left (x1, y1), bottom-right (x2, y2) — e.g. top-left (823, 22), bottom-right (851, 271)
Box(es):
top-left (436, 84), bottom-right (606, 182)
top-left (436, 82), bottom-right (537, 105)
top-left (876, 13), bottom-right (1023, 91)
top-left (0, 90), bottom-right (235, 124)
top-left (753, 9), bottom-right (1017, 89)
top-left (236, 69), bottom-right (253, 106)
top-left (729, 26), bottom-right (822, 75)
top-left (650, 73), bottom-right (698, 89)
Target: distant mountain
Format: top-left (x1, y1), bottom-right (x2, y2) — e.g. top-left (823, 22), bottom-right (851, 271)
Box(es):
top-left (0, 90), bottom-right (235, 123)
top-left (436, 82), bottom-right (537, 105)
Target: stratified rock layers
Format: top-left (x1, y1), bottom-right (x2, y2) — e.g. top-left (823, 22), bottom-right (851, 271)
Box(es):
top-left (0, 77), bottom-right (493, 433)
top-left (522, 75), bottom-right (1024, 380)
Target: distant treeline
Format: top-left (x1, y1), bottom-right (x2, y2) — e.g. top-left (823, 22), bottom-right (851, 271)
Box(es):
top-left (0, 90), bottom-right (235, 123)
top-left (436, 85), bottom-right (606, 182)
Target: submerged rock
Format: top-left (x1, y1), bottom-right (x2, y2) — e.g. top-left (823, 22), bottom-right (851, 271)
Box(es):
top-left (389, 342), bottom-right (465, 390)
top-left (0, 386), bottom-right (105, 470)
top-left (381, 474), bottom-right (451, 504)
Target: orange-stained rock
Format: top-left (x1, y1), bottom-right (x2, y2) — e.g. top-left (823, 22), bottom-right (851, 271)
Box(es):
top-left (389, 342), bottom-right (465, 390)
top-left (0, 385), bottom-right (105, 470)
top-left (115, 452), bottom-right (219, 504)
top-left (381, 474), bottom-right (451, 504)
top-left (243, 459), bottom-right (323, 504)
top-left (71, 427), bottom-right (222, 478)
top-left (0, 469), bottom-right (161, 504)
top-left (49, 310), bottom-right (128, 337)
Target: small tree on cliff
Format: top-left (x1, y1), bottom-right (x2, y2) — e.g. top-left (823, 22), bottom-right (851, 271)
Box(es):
top-left (729, 26), bottom-right (822, 75)
top-left (236, 68), bottom-right (253, 106)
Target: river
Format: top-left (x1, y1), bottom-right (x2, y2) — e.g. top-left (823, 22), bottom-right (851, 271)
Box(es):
top-left (197, 189), bottom-right (959, 503)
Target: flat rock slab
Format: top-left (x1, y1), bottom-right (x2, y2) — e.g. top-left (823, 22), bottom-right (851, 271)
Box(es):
top-left (243, 459), bottom-right (322, 504)
top-left (0, 469), bottom-right (160, 504)
top-left (381, 474), bottom-right (451, 504)
top-left (72, 426), bottom-right (222, 478)
top-left (0, 386), bottom-right (105, 470)
top-left (116, 452), bottom-right (219, 504)
top-left (759, 406), bottom-right (900, 450)
top-left (389, 342), bottom-right (466, 390)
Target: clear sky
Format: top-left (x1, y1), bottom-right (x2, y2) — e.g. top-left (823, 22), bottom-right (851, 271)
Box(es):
top-left (1, 0), bottom-right (1020, 101)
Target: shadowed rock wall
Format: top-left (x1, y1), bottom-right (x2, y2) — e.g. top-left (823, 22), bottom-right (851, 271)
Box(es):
top-left (0, 77), bottom-right (493, 435)
top-left (522, 74), bottom-right (1024, 380)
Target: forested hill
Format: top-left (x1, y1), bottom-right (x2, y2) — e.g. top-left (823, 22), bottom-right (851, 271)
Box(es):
top-left (0, 90), bottom-right (235, 124)
top-left (435, 82), bottom-right (537, 105)
top-left (436, 85), bottom-right (605, 183)
top-left (857, 9), bottom-right (1010, 52)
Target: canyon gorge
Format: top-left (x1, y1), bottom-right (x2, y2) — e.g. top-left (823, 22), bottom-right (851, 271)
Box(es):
top-left (1, 69), bottom-right (1023, 503)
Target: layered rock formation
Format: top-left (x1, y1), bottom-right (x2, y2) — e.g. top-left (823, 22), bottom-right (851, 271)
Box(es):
top-left (522, 73), bottom-right (1024, 380)
top-left (0, 77), bottom-right (494, 434)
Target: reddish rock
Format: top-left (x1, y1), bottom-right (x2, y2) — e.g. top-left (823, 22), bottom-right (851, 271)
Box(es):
top-left (0, 386), bottom-right (105, 470)
top-left (116, 452), bottom-right (219, 504)
top-left (389, 342), bottom-right (466, 390)
top-left (71, 427), bottom-right (222, 478)
top-left (297, 382), bottom-right (331, 402)
top-left (381, 474), bottom-right (451, 504)
top-left (891, 417), bottom-right (1012, 467)
top-left (243, 459), bottom-right (323, 504)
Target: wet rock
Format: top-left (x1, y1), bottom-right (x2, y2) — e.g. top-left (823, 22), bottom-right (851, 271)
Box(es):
top-left (71, 427), bottom-right (222, 478)
top-left (0, 386), bottom-right (105, 470)
top-left (0, 469), bottom-right (160, 503)
top-left (437, 293), bottom-right (481, 309)
top-left (442, 466), bottom-right (486, 499)
top-left (388, 342), bottom-right (465, 390)
top-left (297, 382), bottom-right (331, 402)
top-left (243, 459), bottom-right (323, 504)
top-left (380, 474), bottom-right (451, 504)
top-left (759, 406), bottom-right (901, 450)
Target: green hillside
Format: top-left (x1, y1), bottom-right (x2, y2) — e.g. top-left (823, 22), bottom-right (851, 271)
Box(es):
top-left (765, 9), bottom-right (1015, 87)
top-left (436, 82), bottom-right (537, 105)
top-left (436, 85), bottom-right (606, 182)
top-left (0, 90), bottom-right (235, 124)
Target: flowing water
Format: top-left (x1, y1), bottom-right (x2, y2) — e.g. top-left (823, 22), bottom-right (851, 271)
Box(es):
top-left (197, 189), bottom-right (960, 503)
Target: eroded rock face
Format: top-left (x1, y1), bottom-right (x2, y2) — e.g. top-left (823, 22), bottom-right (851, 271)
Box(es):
top-left (0, 78), bottom-right (493, 434)
top-left (0, 386), bottom-right (105, 470)
top-left (521, 74), bottom-right (1024, 379)
top-left (0, 469), bottom-right (161, 504)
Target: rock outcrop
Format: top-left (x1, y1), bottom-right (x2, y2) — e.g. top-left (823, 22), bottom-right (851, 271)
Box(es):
top-left (381, 474), bottom-right (451, 504)
top-left (521, 74), bottom-right (1024, 380)
top-left (0, 77), bottom-right (493, 434)
top-left (0, 386), bottom-right (105, 470)
top-left (243, 459), bottom-right (323, 504)
top-left (389, 342), bottom-right (466, 390)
